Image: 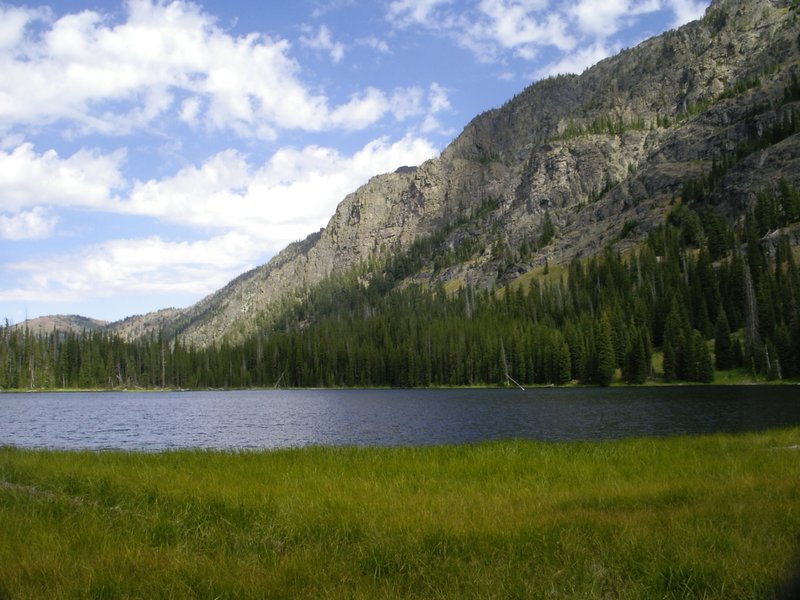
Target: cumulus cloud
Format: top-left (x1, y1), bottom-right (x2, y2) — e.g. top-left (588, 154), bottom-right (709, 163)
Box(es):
top-left (3, 232), bottom-right (258, 301)
top-left (571, 0), bottom-right (661, 38)
top-left (0, 143), bottom-right (125, 212)
top-left (0, 133), bottom-right (439, 307)
top-left (666, 0), bottom-right (707, 26)
top-left (125, 134), bottom-right (439, 252)
top-left (469, 0), bottom-right (575, 57)
top-left (0, 0), bottom-right (432, 138)
top-left (388, 0), bottom-right (709, 76)
top-left (300, 24), bottom-right (346, 63)
top-left (0, 207), bottom-right (58, 240)
top-left (0, 121), bottom-right (438, 313)
top-left (417, 83), bottom-right (453, 133)
top-left (0, 5), bottom-right (45, 49)
top-left (535, 41), bottom-right (616, 78)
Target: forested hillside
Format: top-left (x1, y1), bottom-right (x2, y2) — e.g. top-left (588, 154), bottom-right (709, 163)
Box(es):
top-left (3, 181), bottom-right (799, 389)
top-left (4, 0), bottom-right (800, 389)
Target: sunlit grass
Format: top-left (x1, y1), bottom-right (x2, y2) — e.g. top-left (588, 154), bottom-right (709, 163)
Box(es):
top-left (2, 428), bottom-right (800, 598)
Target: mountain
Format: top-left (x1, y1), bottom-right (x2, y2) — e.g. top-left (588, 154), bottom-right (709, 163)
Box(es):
top-left (13, 315), bottom-right (108, 336)
top-left (54, 0), bottom-right (800, 346)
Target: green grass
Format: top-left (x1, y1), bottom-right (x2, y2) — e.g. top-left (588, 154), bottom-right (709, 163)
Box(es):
top-left (2, 429), bottom-right (800, 598)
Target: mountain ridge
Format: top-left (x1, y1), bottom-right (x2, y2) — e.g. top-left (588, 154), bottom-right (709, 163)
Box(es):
top-left (24, 0), bottom-right (800, 346)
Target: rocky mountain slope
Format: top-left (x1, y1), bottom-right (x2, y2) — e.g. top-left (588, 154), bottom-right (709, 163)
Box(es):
top-left (101, 0), bottom-right (800, 346)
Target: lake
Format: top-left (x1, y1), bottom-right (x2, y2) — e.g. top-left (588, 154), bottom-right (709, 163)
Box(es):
top-left (0, 386), bottom-right (798, 451)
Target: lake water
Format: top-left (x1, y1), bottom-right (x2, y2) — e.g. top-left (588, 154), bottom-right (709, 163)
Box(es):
top-left (0, 387), bottom-right (798, 451)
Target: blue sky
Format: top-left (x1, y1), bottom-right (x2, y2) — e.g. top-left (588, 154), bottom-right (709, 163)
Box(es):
top-left (0, 0), bottom-right (709, 324)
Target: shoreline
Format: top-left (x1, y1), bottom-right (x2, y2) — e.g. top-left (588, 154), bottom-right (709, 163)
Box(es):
top-left (2, 379), bottom-right (798, 393)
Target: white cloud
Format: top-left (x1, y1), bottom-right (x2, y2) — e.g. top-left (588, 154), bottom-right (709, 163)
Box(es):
top-left (3, 232), bottom-right (258, 301)
top-left (0, 5), bottom-right (45, 50)
top-left (0, 0), bottom-right (429, 138)
top-left (571, 0), bottom-right (661, 38)
top-left (329, 87), bottom-right (397, 130)
top-left (356, 36), bottom-right (390, 53)
top-left (387, 0), bottom-right (454, 26)
top-left (474, 0), bottom-right (574, 52)
top-left (416, 83), bottom-right (452, 133)
top-left (311, 0), bottom-right (357, 19)
top-left (428, 82), bottom-right (451, 113)
top-left (324, 84), bottom-right (448, 130)
top-left (0, 131), bottom-right (438, 309)
top-left (0, 207), bottom-right (58, 240)
top-left (0, 143), bottom-right (125, 213)
top-left (387, 0), bottom-right (709, 76)
top-left (125, 134), bottom-right (439, 252)
top-left (300, 24), bottom-right (346, 63)
top-left (0, 134), bottom-right (438, 306)
top-left (666, 0), bottom-right (707, 26)
top-left (388, 0), bottom-right (576, 63)
top-left (571, 0), bottom-right (629, 38)
top-left (179, 96), bottom-right (202, 124)
top-left (535, 41), bottom-right (616, 78)
top-left (0, 133), bottom-right (26, 151)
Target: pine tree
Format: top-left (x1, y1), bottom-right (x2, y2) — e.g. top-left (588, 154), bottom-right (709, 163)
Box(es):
top-left (714, 308), bottom-right (733, 370)
top-left (662, 340), bottom-right (677, 382)
top-left (694, 331), bottom-right (714, 383)
top-left (663, 299), bottom-right (688, 380)
top-left (556, 341), bottom-right (572, 385)
top-left (774, 325), bottom-right (793, 379)
top-left (538, 211), bottom-right (555, 247)
top-left (595, 314), bottom-right (616, 386)
top-left (624, 330), bottom-right (648, 384)
top-left (742, 261), bottom-right (761, 361)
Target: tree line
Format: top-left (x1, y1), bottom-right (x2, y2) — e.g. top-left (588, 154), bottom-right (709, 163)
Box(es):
top-left (2, 181), bottom-right (799, 389)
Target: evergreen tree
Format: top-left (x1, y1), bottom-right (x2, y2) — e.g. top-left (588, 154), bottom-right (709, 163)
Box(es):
top-left (694, 331), bottom-right (714, 383)
top-left (714, 309), bottom-right (734, 370)
top-left (595, 314), bottom-right (616, 386)
top-left (538, 211), bottom-right (555, 247)
top-left (624, 329), bottom-right (649, 384)
top-left (556, 341), bottom-right (572, 385)
top-left (774, 324), bottom-right (793, 378)
top-left (742, 261), bottom-right (761, 362)
top-left (765, 341), bottom-right (781, 381)
top-left (663, 299), bottom-right (688, 381)
top-left (662, 339), bottom-right (677, 382)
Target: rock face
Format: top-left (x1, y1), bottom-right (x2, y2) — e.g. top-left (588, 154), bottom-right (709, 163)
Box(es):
top-left (112, 0), bottom-right (800, 347)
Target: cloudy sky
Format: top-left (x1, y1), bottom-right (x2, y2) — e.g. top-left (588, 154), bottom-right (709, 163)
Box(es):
top-left (0, 0), bottom-right (709, 324)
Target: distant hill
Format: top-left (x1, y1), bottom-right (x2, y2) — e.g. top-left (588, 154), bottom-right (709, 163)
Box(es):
top-left (14, 315), bottom-right (108, 336)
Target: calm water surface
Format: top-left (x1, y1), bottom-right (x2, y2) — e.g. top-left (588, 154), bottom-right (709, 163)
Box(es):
top-left (0, 387), bottom-right (798, 450)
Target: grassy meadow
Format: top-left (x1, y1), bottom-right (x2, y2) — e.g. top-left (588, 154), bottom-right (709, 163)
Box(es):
top-left (2, 428), bottom-right (800, 598)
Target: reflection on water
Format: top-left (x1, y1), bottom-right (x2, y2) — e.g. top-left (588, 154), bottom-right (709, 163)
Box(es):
top-left (0, 386), bottom-right (798, 450)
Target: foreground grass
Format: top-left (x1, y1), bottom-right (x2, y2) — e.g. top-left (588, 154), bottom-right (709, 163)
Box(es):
top-left (2, 430), bottom-right (800, 598)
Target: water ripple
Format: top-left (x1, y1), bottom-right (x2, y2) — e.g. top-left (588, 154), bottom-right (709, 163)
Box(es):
top-left (0, 387), bottom-right (799, 450)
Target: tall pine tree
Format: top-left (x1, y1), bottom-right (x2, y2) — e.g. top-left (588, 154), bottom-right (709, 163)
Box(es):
top-left (595, 314), bottom-right (616, 387)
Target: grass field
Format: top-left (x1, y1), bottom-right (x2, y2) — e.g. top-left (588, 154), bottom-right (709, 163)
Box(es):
top-left (2, 428), bottom-right (800, 598)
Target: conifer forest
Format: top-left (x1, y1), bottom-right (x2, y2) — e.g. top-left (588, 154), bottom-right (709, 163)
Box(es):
top-left (2, 179), bottom-right (799, 390)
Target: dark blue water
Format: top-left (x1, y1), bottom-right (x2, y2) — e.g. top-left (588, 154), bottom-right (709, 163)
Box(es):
top-left (0, 387), bottom-right (798, 450)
